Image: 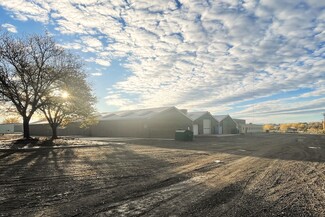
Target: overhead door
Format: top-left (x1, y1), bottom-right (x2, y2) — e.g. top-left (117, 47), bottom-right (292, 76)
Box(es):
top-left (203, 119), bottom-right (211, 134)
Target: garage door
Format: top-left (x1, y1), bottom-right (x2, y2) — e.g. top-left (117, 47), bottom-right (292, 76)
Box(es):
top-left (193, 124), bottom-right (199, 135)
top-left (203, 119), bottom-right (211, 134)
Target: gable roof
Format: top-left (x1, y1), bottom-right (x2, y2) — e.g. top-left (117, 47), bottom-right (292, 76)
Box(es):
top-left (100, 106), bottom-right (185, 121)
top-left (187, 111), bottom-right (208, 121)
top-left (214, 115), bottom-right (229, 122)
top-left (233, 118), bottom-right (246, 125)
top-left (187, 111), bottom-right (219, 122)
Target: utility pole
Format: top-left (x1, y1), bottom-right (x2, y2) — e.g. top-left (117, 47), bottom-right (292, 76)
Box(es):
top-left (323, 113), bottom-right (325, 131)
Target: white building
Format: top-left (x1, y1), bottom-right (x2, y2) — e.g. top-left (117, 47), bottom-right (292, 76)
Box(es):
top-left (0, 123), bottom-right (22, 134)
top-left (240, 124), bottom-right (264, 134)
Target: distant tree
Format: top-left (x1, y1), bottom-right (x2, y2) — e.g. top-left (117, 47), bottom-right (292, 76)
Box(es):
top-left (39, 68), bottom-right (97, 139)
top-left (2, 116), bottom-right (20, 124)
top-left (298, 123), bottom-right (307, 131)
top-left (291, 123), bottom-right (299, 129)
top-left (279, 124), bottom-right (289, 132)
top-left (0, 32), bottom-right (78, 139)
top-left (263, 124), bottom-right (274, 131)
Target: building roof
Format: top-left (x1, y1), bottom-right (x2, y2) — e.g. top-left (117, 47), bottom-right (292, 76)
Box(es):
top-left (30, 120), bottom-right (48, 125)
top-left (187, 111), bottom-right (220, 122)
top-left (100, 106), bottom-right (181, 121)
top-left (233, 118), bottom-right (246, 125)
top-left (214, 115), bottom-right (229, 122)
top-left (187, 111), bottom-right (208, 121)
top-left (30, 107), bottom-right (192, 124)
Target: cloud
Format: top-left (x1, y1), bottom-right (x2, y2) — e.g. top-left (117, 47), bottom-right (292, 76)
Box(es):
top-left (1, 23), bottom-right (17, 33)
top-left (1, 0), bottom-right (324, 122)
top-left (85, 57), bottom-right (111, 67)
top-left (91, 71), bottom-right (103, 77)
top-left (0, 0), bottom-right (50, 22)
top-left (91, 72), bottom-right (103, 77)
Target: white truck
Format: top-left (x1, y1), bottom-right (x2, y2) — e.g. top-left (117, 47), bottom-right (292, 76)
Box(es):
top-left (0, 124), bottom-right (22, 135)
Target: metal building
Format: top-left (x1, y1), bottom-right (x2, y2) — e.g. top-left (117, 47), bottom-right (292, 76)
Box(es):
top-left (90, 107), bottom-right (193, 139)
top-left (187, 111), bottom-right (218, 135)
top-left (214, 115), bottom-right (238, 134)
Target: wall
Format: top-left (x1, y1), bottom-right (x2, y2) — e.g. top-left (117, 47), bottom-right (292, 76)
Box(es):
top-left (221, 116), bottom-right (238, 134)
top-left (30, 122), bottom-right (90, 137)
top-left (0, 124), bottom-right (14, 134)
top-left (90, 119), bottom-right (149, 138)
top-left (148, 108), bottom-right (193, 138)
top-left (241, 124), bottom-right (264, 133)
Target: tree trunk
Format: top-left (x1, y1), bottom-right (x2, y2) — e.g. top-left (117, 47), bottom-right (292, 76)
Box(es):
top-left (22, 116), bottom-right (31, 139)
top-left (50, 123), bottom-right (59, 140)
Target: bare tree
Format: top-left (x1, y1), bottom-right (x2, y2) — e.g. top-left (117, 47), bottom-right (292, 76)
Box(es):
top-left (39, 68), bottom-right (97, 139)
top-left (0, 32), bottom-right (78, 139)
top-left (2, 116), bottom-right (20, 124)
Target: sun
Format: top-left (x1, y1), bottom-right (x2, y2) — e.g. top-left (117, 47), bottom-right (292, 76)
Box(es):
top-left (61, 91), bottom-right (69, 99)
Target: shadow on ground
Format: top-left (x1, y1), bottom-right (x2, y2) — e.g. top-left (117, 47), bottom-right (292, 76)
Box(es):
top-left (0, 134), bottom-right (324, 216)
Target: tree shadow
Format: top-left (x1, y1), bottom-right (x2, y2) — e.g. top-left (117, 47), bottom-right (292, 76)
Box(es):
top-left (0, 143), bottom-right (77, 216)
top-left (0, 138), bottom-right (322, 217)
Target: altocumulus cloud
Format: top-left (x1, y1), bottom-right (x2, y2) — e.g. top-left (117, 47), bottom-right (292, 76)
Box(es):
top-left (1, 23), bottom-right (17, 33)
top-left (0, 0), bottom-right (324, 122)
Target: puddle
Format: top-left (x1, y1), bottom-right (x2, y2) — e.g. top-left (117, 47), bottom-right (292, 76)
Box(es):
top-left (215, 160), bottom-right (223, 163)
top-left (308, 146), bottom-right (321, 149)
top-left (238, 149), bottom-right (246, 152)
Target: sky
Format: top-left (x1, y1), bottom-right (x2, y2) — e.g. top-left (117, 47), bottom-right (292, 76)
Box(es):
top-left (0, 0), bottom-right (324, 124)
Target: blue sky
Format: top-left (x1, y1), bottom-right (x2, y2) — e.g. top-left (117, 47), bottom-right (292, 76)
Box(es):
top-left (0, 0), bottom-right (324, 124)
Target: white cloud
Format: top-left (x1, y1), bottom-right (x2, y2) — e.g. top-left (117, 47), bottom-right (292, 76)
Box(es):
top-left (86, 57), bottom-right (111, 67)
top-left (1, 23), bottom-right (17, 33)
top-left (91, 72), bottom-right (103, 76)
top-left (81, 36), bottom-right (103, 48)
top-left (0, 0), bottom-right (50, 22)
top-left (1, 0), bottom-right (324, 122)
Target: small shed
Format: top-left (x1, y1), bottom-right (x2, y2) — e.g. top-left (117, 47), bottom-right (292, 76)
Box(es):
top-left (0, 123), bottom-right (22, 134)
top-left (214, 115), bottom-right (238, 134)
top-left (187, 112), bottom-right (218, 135)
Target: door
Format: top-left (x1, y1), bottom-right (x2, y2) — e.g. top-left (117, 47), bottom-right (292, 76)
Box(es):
top-left (193, 124), bottom-right (199, 135)
top-left (219, 126), bottom-right (223, 134)
top-left (203, 119), bottom-right (211, 134)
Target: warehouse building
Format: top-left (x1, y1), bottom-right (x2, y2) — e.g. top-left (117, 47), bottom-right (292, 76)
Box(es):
top-left (187, 111), bottom-right (218, 135)
top-left (240, 124), bottom-right (264, 134)
top-left (30, 121), bottom-right (90, 137)
top-left (233, 118), bottom-right (246, 133)
top-left (90, 107), bottom-right (193, 138)
top-left (30, 107), bottom-right (192, 138)
top-left (214, 115), bottom-right (238, 134)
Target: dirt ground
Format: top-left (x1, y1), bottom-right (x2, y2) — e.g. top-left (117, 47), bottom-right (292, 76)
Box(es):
top-left (0, 133), bottom-right (325, 217)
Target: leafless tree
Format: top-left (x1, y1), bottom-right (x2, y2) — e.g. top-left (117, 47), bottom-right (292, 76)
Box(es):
top-left (39, 69), bottom-right (97, 139)
top-left (0, 32), bottom-right (79, 139)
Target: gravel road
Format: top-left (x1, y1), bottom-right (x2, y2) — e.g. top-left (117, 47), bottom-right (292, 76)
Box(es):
top-left (0, 134), bottom-right (324, 216)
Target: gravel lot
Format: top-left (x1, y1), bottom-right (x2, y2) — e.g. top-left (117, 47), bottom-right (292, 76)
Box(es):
top-left (0, 133), bottom-right (325, 217)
